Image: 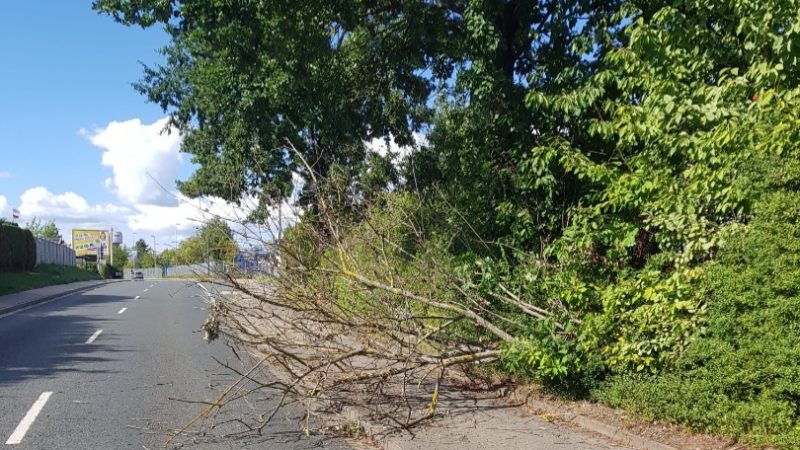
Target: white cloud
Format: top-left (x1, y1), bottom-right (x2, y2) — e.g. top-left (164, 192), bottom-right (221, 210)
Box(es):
top-left (127, 194), bottom-right (258, 232)
top-left (0, 195), bottom-right (8, 218)
top-left (8, 115), bottom-right (301, 250)
top-left (364, 132), bottom-right (428, 161)
top-left (12, 187), bottom-right (291, 250)
top-left (86, 117), bottom-right (183, 206)
top-left (126, 193), bottom-right (299, 249)
top-left (18, 187), bottom-right (130, 225)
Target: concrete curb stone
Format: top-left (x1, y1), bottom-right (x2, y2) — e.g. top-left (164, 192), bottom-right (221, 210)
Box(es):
top-left (515, 394), bottom-right (680, 450)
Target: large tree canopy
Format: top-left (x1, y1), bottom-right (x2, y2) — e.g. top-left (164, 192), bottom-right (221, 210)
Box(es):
top-left (95, 0), bottom-right (800, 445)
top-left (25, 218), bottom-right (60, 241)
top-left (93, 0), bottom-right (619, 211)
top-left (94, 0), bottom-right (800, 370)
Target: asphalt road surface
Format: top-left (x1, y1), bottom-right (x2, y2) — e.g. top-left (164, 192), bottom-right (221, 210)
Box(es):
top-left (0, 280), bottom-right (634, 450)
top-left (0, 280), bottom-right (345, 450)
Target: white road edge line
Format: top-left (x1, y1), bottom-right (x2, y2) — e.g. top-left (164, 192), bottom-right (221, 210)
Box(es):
top-left (5, 391), bottom-right (52, 445)
top-left (85, 329), bottom-right (103, 344)
top-left (117, 307), bottom-right (127, 315)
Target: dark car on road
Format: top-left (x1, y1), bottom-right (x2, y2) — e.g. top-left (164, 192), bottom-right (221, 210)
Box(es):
top-left (132, 271), bottom-right (144, 281)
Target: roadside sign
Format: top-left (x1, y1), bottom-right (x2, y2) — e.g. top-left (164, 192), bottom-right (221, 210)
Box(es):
top-left (72, 229), bottom-right (110, 257)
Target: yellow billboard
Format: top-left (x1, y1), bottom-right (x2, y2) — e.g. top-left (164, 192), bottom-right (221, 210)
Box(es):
top-left (72, 229), bottom-right (110, 257)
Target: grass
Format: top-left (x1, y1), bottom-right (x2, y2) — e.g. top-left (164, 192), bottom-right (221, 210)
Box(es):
top-left (0, 264), bottom-right (102, 296)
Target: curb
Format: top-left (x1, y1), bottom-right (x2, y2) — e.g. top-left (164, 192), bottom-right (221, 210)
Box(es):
top-left (0, 280), bottom-right (116, 316)
top-left (346, 398), bottom-right (679, 450)
top-left (516, 395), bottom-right (680, 450)
top-left (339, 389), bottom-right (680, 450)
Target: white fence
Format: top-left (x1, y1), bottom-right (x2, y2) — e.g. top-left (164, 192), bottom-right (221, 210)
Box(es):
top-left (124, 263), bottom-right (214, 279)
top-left (165, 263), bottom-right (210, 277)
top-left (123, 267), bottom-right (164, 279)
top-left (35, 238), bottom-right (76, 266)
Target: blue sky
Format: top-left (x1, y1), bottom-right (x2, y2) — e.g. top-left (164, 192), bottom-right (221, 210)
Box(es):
top-left (0, 2), bottom-right (219, 249)
top-left (0, 2), bottom-right (374, 251)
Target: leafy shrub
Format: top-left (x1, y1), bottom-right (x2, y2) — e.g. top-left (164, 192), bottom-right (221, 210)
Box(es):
top-left (0, 224), bottom-right (37, 272)
top-left (281, 218), bottom-right (323, 272)
top-left (24, 232), bottom-right (36, 271)
top-left (0, 227), bottom-right (11, 271)
top-left (593, 189), bottom-right (800, 449)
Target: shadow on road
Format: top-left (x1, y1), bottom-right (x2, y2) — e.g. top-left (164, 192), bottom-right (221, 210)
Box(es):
top-left (0, 293), bottom-right (132, 388)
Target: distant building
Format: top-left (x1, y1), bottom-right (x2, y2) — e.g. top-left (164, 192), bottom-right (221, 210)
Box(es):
top-left (235, 246), bottom-right (279, 274)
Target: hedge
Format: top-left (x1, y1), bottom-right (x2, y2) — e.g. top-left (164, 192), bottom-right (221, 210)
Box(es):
top-left (99, 264), bottom-right (120, 279)
top-left (0, 224), bottom-right (37, 272)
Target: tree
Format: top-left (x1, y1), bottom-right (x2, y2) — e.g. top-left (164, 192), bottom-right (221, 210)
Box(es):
top-left (177, 236), bottom-right (206, 265)
top-left (110, 243), bottom-right (129, 268)
top-left (198, 218), bottom-right (237, 263)
top-left (134, 238), bottom-right (150, 264)
top-left (138, 251), bottom-right (155, 269)
top-left (25, 218), bottom-right (60, 241)
top-left (92, 0), bottom-right (619, 216)
top-left (157, 248), bottom-right (180, 266)
top-left (95, 0), bottom-right (800, 444)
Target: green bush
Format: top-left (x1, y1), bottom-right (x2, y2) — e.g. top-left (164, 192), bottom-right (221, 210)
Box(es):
top-left (593, 189), bottom-right (800, 449)
top-left (0, 224), bottom-right (37, 272)
top-left (280, 218), bottom-right (322, 272)
top-left (0, 228), bottom-right (8, 270)
top-left (24, 232), bottom-right (36, 271)
top-left (98, 264), bottom-right (121, 279)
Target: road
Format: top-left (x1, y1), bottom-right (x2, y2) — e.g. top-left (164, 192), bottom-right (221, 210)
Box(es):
top-left (0, 280), bottom-right (635, 450)
top-left (0, 280), bottom-right (347, 449)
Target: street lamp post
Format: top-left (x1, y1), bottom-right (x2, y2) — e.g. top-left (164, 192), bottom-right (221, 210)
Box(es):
top-left (195, 225), bottom-right (210, 275)
top-left (151, 235), bottom-right (156, 269)
top-left (175, 223), bottom-right (180, 266)
top-left (132, 232), bottom-right (138, 269)
top-left (110, 227), bottom-right (114, 267)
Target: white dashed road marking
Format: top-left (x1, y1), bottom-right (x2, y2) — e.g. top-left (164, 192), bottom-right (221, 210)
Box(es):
top-left (85, 329), bottom-right (103, 344)
top-left (117, 307), bottom-right (127, 315)
top-left (135, 296), bottom-right (140, 300)
top-left (143, 289), bottom-right (148, 293)
top-left (5, 391), bottom-right (52, 445)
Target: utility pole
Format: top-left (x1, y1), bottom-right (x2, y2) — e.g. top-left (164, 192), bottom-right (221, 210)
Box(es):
top-left (151, 235), bottom-right (156, 269)
top-left (205, 234), bottom-right (210, 275)
top-left (175, 224), bottom-right (179, 266)
top-left (195, 225), bottom-right (211, 275)
top-left (110, 228), bottom-right (114, 266)
top-left (132, 232), bottom-right (137, 269)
